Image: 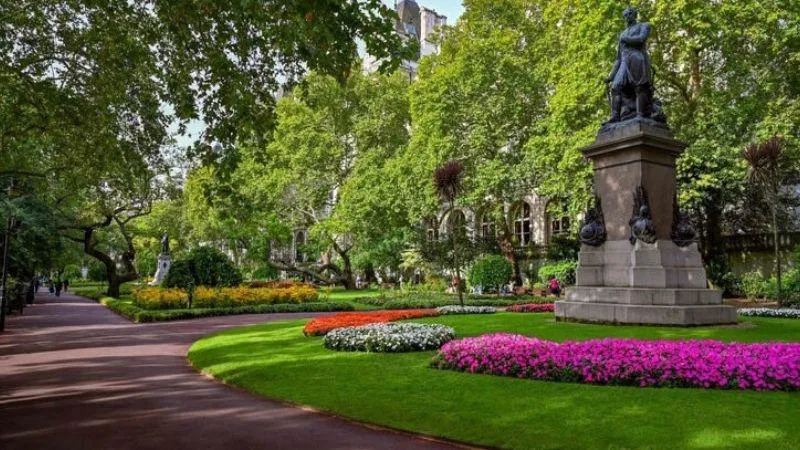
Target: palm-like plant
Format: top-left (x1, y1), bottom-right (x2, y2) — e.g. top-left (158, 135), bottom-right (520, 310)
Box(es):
top-left (743, 136), bottom-right (786, 304)
top-left (434, 161), bottom-right (465, 306)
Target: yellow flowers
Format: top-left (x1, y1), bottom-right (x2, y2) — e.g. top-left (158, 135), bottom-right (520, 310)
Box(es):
top-left (132, 288), bottom-right (189, 310)
top-left (132, 285), bottom-right (318, 310)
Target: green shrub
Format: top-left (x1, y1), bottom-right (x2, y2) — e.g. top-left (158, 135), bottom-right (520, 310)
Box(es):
top-left (538, 260), bottom-right (577, 285)
top-left (164, 247), bottom-right (242, 289)
top-left (251, 264), bottom-right (280, 280)
top-left (87, 260), bottom-right (107, 281)
top-left (546, 236), bottom-right (580, 261)
top-left (164, 259), bottom-right (195, 289)
top-left (740, 271), bottom-right (769, 299)
top-left (414, 276), bottom-right (448, 293)
top-left (62, 264), bottom-right (82, 280)
top-left (468, 255), bottom-right (512, 291)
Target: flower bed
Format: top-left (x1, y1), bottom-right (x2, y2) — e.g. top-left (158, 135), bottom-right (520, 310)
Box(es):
top-left (738, 308), bottom-right (800, 319)
top-left (132, 285), bottom-right (317, 310)
top-left (432, 334), bottom-right (800, 391)
top-left (324, 323), bottom-right (456, 352)
top-left (132, 288), bottom-right (189, 309)
top-left (507, 303), bottom-right (555, 313)
top-left (436, 305), bottom-right (496, 315)
top-left (192, 285), bottom-right (317, 308)
top-left (303, 309), bottom-right (440, 336)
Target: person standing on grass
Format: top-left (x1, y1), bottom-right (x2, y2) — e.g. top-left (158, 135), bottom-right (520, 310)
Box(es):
top-left (549, 276), bottom-right (562, 298)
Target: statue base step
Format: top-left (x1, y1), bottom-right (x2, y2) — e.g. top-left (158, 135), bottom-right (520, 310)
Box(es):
top-left (555, 294), bottom-right (737, 326)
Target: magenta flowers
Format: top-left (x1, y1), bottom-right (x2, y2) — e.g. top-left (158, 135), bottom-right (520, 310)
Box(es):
top-left (432, 334), bottom-right (800, 391)
top-left (507, 303), bottom-right (555, 313)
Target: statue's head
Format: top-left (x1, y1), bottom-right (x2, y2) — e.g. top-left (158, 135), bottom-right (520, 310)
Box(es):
top-left (623, 6), bottom-right (638, 24)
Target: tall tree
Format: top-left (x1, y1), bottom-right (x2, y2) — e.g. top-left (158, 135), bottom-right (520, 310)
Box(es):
top-left (233, 69), bottom-right (413, 287)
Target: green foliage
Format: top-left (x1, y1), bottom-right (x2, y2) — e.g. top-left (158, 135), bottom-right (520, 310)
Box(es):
top-left (538, 261), bottom-right (577, 285)
top-left (468, 255), bottom-right (513, 291)
top-left (87, 261), bottom-right (108, 282)
top-left (165, 247), bottom-right (242, 289)
top-left (251, 264), bottom-right (280, 281)
top-left (741, 272), bottom-right (769, 300)
top-left (99, 297), bottom-right (353, 323)
top-left (61, 264), bottom-right (82, 281)
top-left (546, 236), bottom-right (580, 261)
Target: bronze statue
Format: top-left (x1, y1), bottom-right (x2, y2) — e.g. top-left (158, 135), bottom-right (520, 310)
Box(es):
top-left (604, 7), bottom-right (658, 126)
top-left (160, 232), bottom-right (170, 254)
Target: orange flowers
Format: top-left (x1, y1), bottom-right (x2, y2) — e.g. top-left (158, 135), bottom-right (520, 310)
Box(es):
top-left (303, 309), bottom-right (441, 336)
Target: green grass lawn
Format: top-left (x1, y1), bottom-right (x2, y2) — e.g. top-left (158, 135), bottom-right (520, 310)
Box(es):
top-left (189, 313), bottom-right (800, 450)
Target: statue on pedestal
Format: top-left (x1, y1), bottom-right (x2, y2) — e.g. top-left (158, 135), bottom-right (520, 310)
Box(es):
top-left (149, 231), bottom-right (172, 286)
top-left (602, 6), bottom-right (667, 131)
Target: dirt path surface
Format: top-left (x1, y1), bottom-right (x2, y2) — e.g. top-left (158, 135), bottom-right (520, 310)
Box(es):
top-left (0, 291), bottom-right (458, 450)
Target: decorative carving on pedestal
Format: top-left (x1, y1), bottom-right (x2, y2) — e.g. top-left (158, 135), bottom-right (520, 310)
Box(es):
top-left (628, 186), bottom-right (657, 245)
top-left (579, 194), bottom-right (607, 247)
top-left (670, 194), bottom-right (697, 247)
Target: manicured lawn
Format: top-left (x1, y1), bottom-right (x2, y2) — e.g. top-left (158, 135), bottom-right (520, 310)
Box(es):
top-left (189, 314), bottom-right (800, 449)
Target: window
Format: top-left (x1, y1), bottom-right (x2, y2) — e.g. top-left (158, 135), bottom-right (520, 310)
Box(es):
top-left (479, 212), bottom-right (495, 238)
top-left (513, 203), bottom-right (532, 246)
top-left (425, 217), bottom-right (439, 241)
top-left (551, 216), bottom-right (571, 237)
top-left (547, 201), bottom-right (571, 240)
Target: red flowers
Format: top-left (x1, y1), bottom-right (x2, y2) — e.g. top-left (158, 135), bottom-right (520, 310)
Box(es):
top-left (303, 309), bottom-right (440, 336)
top-left (507, 303), bottom-right (555, 313)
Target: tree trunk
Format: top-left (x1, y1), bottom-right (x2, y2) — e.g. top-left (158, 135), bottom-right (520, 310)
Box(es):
top-left (453, 232), bottom-right (463, 306)
top-left (339, 251), bottom-right (356, 289)
top-left (499, 235), bottom-right (522, 287)
top-left (82, 225), bottom-right (138, 299)
top-left (771, 203), bottom-right (783, 305)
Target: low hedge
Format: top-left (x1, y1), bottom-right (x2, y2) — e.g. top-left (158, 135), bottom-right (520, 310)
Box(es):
top-left (132, 285), bottom-right (318, 310)
top-left (98, 297), bottom-right (353, 323)
top-left (356, 294), bottom-right (552, 310)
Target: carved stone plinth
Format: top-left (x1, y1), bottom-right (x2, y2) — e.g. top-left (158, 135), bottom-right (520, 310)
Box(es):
top-left (556, 124), bottom-right (736, 326)
top-left (149, 253), bottom-right (172, 286)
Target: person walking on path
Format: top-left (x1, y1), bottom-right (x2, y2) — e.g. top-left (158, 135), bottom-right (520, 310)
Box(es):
top-left (549, 276), bottom-right (562, 298)
top-left (54, 279), bottom-right (62, 297)
top-left (63, 278), bottom-right (69, 292)
top-left (47, 280), bottom-right (55, 296)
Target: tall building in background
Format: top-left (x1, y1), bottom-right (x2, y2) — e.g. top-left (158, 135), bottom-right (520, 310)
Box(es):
top-left (363, 0), bottom-right (447, 78)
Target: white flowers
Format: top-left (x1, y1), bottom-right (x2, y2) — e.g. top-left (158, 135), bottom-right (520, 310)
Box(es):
top-left (436, 305), bottom-right (497, 315)
top-left (738, 308), bottom-right (800, 319)
top-left (323, 323), bottom-right (456, 352)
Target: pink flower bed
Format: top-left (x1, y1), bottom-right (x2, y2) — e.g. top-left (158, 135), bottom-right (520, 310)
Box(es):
top-left (507, 303), bottom-right (554, 313)
top-left (432, 334), bottom-right (800, 391)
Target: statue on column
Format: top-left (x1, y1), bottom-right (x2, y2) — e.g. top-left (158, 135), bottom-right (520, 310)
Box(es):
top-left (602, 6), bottom-right (667, 131)
top-left (150, 231), bottom-right (172, 286)
top-left (160, 232), bottom-right (170, 255)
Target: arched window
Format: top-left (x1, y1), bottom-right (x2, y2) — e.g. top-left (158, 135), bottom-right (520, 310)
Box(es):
top-left (446, 210), bottom-right (466, 235)
top-left (478, 211), bottom-right (495, 238)
top-left (513, 203), bottom-right (532, 246)
top-left (295, 231), bottom-right (307, 263)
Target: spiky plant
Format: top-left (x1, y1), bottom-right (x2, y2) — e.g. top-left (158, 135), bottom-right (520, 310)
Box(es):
top-left (433, 160), bottom-right (465, 305)
top-left (743, 136), bottom-right (786, 304)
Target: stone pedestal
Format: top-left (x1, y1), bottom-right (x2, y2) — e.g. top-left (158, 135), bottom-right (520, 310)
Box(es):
top-left (555, 122), bottom-right (736, 326)
top-left (149, 253), bottom-right (172, 286)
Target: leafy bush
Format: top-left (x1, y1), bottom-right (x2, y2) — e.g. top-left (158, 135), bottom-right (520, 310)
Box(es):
top-left (99, 297), bottom-right (353, 323)
top-left (62, 264), bottom-right (82, 280)
top-left (547, 236), bottom-right (580, 261)
top-left (468, 255), bottom-right (512, 291)
top-left (164, 247), bottom-right (242, 289)
top-left (415, 276), bottom-right (448, 293)
top-left (251, 264), bottom-right (279, 281)
top-left (87, 260), bottom-right (107, 281)
top-left (538, 260), bottom-right (577, 285)
top-left (324, 323), bottom-right (455, 352)
top-left (741, 271), bottom-right (769, 299)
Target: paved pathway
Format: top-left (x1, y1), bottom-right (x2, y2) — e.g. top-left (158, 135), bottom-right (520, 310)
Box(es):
top-left (0, 291), bottom-right (458, 450)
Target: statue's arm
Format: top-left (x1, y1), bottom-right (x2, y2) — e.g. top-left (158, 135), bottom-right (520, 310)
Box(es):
top-left (622, 23), bottom-right (651, 45)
